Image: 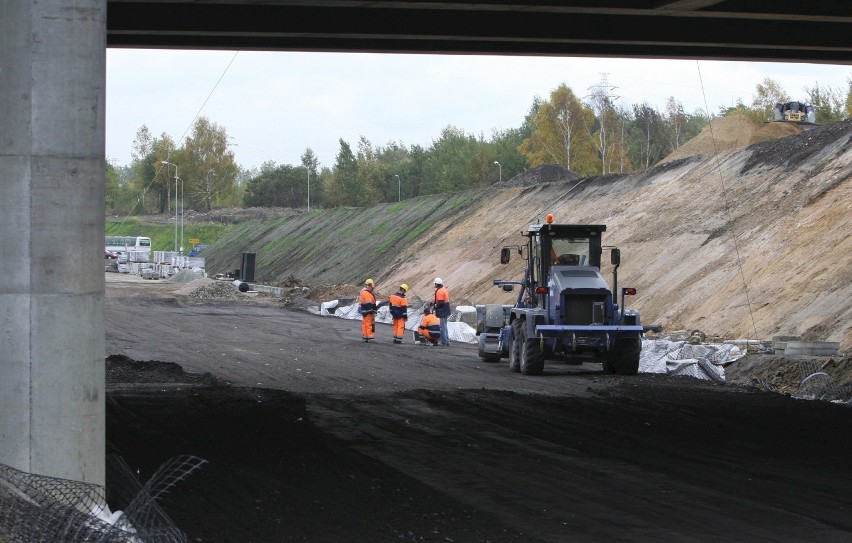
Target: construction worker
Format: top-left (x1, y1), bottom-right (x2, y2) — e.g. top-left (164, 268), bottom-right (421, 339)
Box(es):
top-left (416, 305), bottom-right (441, 345)
top-left (389, 284), bottom-right (409, 344)
top-left (433, 277), bottom-right (451, 346)
top-left (359, 278), bottom-right (378, 342)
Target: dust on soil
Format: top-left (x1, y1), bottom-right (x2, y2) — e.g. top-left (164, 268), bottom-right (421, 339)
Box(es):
top-left (104, 275), bottom-right (852, 543)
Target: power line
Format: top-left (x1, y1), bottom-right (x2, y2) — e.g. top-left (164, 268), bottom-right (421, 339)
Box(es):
top-left (696, 60), bottom-right (760, 342)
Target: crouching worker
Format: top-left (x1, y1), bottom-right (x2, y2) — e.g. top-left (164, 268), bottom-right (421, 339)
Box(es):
top-left (415, 306), bottom-right (442, 346)
top-left (389, 284), bottom-right (409, 344)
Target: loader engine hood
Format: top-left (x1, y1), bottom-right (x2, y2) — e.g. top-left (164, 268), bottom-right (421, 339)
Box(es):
top-left (549, 266), bottom-right (610, 292)
top-left (547, 266), bottom-right (613, 324)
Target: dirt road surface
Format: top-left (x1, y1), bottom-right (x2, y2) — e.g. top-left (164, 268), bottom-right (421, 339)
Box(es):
top-left (105, 274), bottom-right (852, 542)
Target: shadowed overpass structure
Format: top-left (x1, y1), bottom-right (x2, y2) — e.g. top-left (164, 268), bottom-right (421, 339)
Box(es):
top-left (106, 1), bottom-right (852, 63)
top-left (1, 0), bottom-right (850, 490)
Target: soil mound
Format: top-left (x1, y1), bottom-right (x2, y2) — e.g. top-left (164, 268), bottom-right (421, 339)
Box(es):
top-left (497, 163), bottom-right (581, 187)
top-left (661, 112), bottom-right (805, 163)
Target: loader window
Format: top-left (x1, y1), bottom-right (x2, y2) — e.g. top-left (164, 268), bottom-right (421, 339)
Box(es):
top-left (550, 238), bottom-right (589, 266)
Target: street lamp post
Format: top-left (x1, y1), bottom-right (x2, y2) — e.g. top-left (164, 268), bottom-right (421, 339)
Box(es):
top-left (395, 175), bottom-right (401, 202)
top-left (162, 161), bottom-right (178, 252)
top-left (494, 161), bottom-right (502, 183)
top-left (178, 176), bottom-right (184, 255)
top-left (307, 169), bottom-right (311, 211)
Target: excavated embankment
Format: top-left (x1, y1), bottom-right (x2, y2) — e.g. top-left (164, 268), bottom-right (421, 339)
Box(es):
top-left (201, 117), bottom-right (852, 349)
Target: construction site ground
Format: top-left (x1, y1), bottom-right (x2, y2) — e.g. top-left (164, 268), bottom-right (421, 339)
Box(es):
top-left (193, 116), bottom-right (851, 351)
top-left (105, 273), bottom-right (852, 542)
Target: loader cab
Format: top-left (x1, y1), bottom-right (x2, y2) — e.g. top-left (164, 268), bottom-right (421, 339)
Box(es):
top-left (532, 223), bottom-right (605, 269)
top-left (524, 222), bottom-right (606, 308)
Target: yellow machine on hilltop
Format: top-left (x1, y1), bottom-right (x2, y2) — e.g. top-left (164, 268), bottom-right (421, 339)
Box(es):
top-left (772, 101), bottom-right (816, 124)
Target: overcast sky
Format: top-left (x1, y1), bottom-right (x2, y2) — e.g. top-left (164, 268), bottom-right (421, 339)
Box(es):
top-left (105, 49), bottom-right (851, 171)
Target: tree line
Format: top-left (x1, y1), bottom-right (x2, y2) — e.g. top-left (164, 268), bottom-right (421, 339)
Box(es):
top-left (106, 76), bottom-right (852, 215)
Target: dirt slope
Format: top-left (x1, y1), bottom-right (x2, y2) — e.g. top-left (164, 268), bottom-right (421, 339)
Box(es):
top-left (202, 118), bottom-right (852, 349)
top-left (661, 112), bottom-right (806, 163)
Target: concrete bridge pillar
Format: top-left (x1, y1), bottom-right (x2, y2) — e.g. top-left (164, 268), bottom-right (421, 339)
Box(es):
top-left (0, 0), bottom-right (106, 485)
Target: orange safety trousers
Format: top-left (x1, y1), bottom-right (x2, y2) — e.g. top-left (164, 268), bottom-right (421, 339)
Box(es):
top-left (393, 318), bottom-right (405, 343)
top-left (362, 312), bottom-right (375, 340)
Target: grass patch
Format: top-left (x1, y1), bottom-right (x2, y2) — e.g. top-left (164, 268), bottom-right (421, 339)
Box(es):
top-left (106, 219), bottom-right (234, 253)
top-left (402, 222), bottom-right (430, 242)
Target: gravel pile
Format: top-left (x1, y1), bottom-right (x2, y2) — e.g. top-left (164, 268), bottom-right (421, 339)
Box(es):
top-left (186, 281), bottom-right (247, 301)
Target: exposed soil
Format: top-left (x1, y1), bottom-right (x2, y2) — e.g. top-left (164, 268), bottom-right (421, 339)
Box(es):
top-left (104, 274), bottom-right (852, 542)
top-left (660, 112), bottom-right (806, 163)
top-left (187, 116), bottom-right (851, 351)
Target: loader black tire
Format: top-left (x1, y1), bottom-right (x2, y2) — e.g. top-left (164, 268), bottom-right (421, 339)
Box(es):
top-left (520, 331), bottom-right (545, 376)
top-left (508, 320), bottom-right (522, 373)
top-left (605, 337), bottom-right (641, 376)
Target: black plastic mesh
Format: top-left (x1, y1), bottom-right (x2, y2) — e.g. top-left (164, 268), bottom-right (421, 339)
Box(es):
top-left (0, 455), bottom-right (206, 543)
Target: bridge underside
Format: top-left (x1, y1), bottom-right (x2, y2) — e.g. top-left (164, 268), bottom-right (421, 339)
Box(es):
top-left (107, 1), bottom-right (852, 64)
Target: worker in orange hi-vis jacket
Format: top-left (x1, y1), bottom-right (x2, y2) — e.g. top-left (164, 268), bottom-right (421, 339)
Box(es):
top-left (359, 278), bottom-right (378, 343)
top-left (416, 305), bottom-right (442, 345)
top-left (433, 277), bottom-right (451, 346)
top-left (388, 284), bottom-right (409, 344)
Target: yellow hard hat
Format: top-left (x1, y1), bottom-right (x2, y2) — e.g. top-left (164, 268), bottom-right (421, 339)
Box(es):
top-left (364, 278), bottom-right (375, 286)
top-left (400, 284), bottom-right (409, 292)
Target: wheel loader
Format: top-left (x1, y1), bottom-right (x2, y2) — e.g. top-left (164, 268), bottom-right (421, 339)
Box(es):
top-left (475, 215), bottom-right (645, 375)
top-left (771, 101), bottom-right (816, 124)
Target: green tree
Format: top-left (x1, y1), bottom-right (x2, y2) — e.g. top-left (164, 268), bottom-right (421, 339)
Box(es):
top-left (718, 99), bottom-right (764, 123)
top-left (804, 82), bottom-right (847, 124)
top-left (312, 166), bottom-right (333, 208)
top-left (664, 97), bottom-right (690, 153)
top-left (421, 126), bottom-right (479, 194)
top-left (153, 137), bottom-right (179, 214)
top-left (354, 136), bottom-right (384, 205)
top-left (181, 117), bottom-right (238, 210)
top-left (607, 105), bottom-right (634, 173)
top-left (324, 139), bottom-right (358, 207)
top-left (752, 77), bottom-right (790, 121)
top-left (131, 125), bottom-right (154, 162)
top-left (128, 127), bottom-right (176, 214)
top-left (407, 144), bottom-right (428, 198)
top-left (243, 161), bottom-right (312, 208)
top-left (105, 162), bottom-right (120, 211)
top-left (104, 163), bottom-right (139, 216)
top-left (585, 75), bottom-right (621, 175)
top-left (519, 85), bottom-right (595, 173)
top-left (600, 103), bottom-right (629, 174)
top-left (492, 126), bottom-right (530, 183)
top-left (243, 161), bottom-right (280, 207)
top-left (377, 141), bottom-right (412, 200)
top-left (684, 108), bottom-right (711, 142)
top-left (232, 165), bottom-right (255, 206)
top-left (845, 75), bottom-right (852, 117)
top-left (467, 133), bottom-right (498, 188)
top-left (627, 104), bottom-right (666, 170)
top-left (301, 147), bottom-right (319, 208)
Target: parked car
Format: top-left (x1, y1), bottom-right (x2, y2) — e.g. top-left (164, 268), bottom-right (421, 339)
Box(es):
top-left (105, 250), bottom-right (119, 259)
top-left (188, 244), bottom-right (210, 257)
